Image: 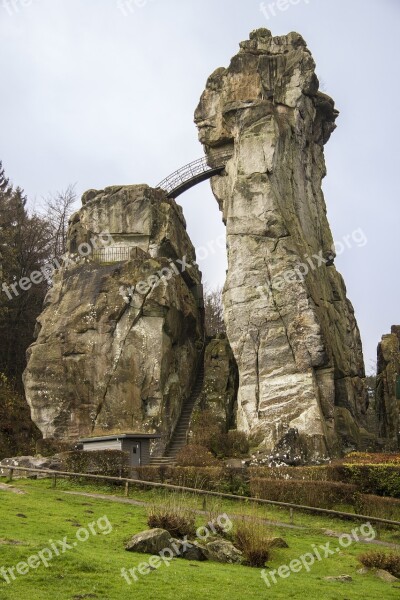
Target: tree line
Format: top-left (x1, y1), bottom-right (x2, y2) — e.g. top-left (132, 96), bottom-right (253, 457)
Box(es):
top-left (0, 161), bottom-right (76, 390)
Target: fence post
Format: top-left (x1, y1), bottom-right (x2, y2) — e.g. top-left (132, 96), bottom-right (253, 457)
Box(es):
top-left (202, 496), bottom-right (207, 511)
top-left (52, 473), bottom-right (57, 488)
top-left (290, 508), bottom-right (294, 524)
top-left (125, 481), bottom-right (129, 497)
top-left (7, 468), bottom-right (13, 483)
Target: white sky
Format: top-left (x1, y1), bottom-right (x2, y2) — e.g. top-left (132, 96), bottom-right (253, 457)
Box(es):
top-left (1, 0), bottom-right (399, 373)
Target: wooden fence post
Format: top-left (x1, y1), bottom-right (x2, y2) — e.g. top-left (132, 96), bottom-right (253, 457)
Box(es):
top-left (52, 473), bottom-right (57, 488)
top-left (7, 468), bottom-right (13, 482)
top-left (125, 481), bottom-right (129, 497)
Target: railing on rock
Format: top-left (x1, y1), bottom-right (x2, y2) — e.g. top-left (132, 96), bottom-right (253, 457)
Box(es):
top-left (92, 246), bottom-right (135, 264)
top-left (157, 150), bottom-right (232, 199)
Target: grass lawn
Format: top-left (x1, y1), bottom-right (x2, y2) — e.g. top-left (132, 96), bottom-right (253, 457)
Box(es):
top-left (0, 477), bottom-right (399, 599)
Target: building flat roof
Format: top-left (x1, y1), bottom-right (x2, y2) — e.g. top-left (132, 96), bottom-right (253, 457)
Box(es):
top-left (79, 433), bottom-right (161, 443)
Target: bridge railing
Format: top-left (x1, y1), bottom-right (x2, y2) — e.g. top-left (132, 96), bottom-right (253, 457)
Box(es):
top-left (157, 150), bottom-right (232, 195)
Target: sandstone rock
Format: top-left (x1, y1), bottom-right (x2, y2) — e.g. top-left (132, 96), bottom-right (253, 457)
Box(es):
top-left (374, 568), bottom-right (399, 583)
top-left (125, 528), bottom-right (172, 554)
top-left (375, 326), bottom-right (400, 448)
top-left (23, 185), bottom-right (204, 447)
top-left (0, 455), bottom-right (62, 477)
top-left (178, 540), bottom-right (208, 561)
top-left (192, 336), bottom-right (238, 429)
top-left (204, 539), bottom-right (243, 564)
top-left (195, 28), bottom-right (371, 460)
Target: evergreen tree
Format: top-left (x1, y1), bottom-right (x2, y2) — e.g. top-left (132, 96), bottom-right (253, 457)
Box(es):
top-left (0, 163), bottom-right (51, 388)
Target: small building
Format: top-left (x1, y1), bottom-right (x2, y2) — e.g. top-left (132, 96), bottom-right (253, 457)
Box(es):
top-left (78, 433), bottom-right (161, 467)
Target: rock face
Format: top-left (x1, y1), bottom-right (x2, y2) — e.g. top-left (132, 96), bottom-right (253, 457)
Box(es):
top-left (195, 29), bottom-right (369, 460)
top-left (376, 326), bottom-right (400, 447)
top-left (192, 336), bottom-right (238, 429)
top-left (23, 185), bottom-right (204, 447)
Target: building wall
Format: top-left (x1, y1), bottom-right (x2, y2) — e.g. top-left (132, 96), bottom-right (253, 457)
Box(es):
top-left (82, 440), bottom-right (122, 451)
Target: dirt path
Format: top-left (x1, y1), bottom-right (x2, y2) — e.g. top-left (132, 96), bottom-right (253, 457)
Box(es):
top-left (61, 490), bottom-right (400, 548)
top-left (61, 490), bottom-right (303, 529)
top-left (0, 482), bottom-right (26, 495)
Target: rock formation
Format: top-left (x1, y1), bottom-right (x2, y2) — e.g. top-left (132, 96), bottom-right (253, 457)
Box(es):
top-left (23, 185), bottom-right (204, 448)
top-left (192, 335), bottom-right (238, 430)
top-left (195, 29), bottom-right (370, 460)
top-left (375, 326), bottom-right (400, 448)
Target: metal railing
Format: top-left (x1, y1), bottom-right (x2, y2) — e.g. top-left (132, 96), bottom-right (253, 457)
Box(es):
top-left (157, 150), bottom-right (232, 197)
top-left (92, 246), bottom-right (135, 264)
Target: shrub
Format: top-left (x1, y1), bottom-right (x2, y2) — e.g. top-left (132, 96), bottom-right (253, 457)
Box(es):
top-left (358, 551), bottom-right (400, 577)
top-left (167, 466), bottom-right (226, 491)
top-left (36, 438), bottom-right (72, 457)
top-left (354, 493), bottom-right (400, 521)
top-left (147, 495), bottom-right (196, 538)
top-left (211, 430), bottom-right (250, 459)
top-left (62, 450), bottom-right (130, 477)
top-left (343, 452), bottom-right (400, 465)
top-left (190, 410), bottom-right (223, 450)
top-left (250, 478), bottom-right (358, 509)
top-left (327, 464), bottom-right (400, 498)
top-left (175, 445), bottom-right (220, 467)
top-left (190, 411), bottom-right (250, 459)
top-left (136, 465), bottom-right (249, 494)
top-left (234, 518), bottom-right (272, 567)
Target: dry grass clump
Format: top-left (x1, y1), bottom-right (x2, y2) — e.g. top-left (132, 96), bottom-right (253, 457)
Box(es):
top-left (147, 494), bottom-right (196, 538)
top-left (233, 517), bottom-right (272, 567)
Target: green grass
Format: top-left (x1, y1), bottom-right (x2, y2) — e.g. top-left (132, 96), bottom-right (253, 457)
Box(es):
top-left (0, 477), bottom-right (399, 599)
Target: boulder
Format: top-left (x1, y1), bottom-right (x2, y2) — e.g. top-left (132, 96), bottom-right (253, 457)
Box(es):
top-left (204, 539), bottom-right (243, 564)
top-left (177, 540), bottom-right (208, 561)
top-left (374, 569), bottom-right (399, 583)
top-left (0, 455), bottom-right (62, 477)
top-left (125, 529), bottom-right (172, 554)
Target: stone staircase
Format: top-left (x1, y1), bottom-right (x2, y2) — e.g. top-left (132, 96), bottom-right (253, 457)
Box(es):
top-left (149, 354), bottom-right (205, 467)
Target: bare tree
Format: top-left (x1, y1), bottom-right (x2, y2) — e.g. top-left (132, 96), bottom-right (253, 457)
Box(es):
top-left (204, 284), bottom-right (225, 336)
top-left (42, 184), bottom-right (77, 260)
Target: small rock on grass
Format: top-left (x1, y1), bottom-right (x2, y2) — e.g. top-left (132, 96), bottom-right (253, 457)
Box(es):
top-left (374, 569), bottom-right (399, 583)
top-left (125, 529), bottom-right (173, 554)
top-left (323, 575), bottom-right (353, 583)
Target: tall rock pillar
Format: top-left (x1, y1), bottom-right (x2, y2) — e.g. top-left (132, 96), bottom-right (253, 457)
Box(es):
top-left (195, 29), bottom-right (369, 461)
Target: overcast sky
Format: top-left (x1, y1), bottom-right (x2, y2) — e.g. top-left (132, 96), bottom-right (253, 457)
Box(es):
top-left (1, 0), bottom-right (399, 372)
